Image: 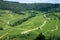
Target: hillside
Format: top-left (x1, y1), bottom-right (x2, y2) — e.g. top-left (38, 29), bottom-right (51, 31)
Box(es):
top-left (0, 0), bottom-right (60, 40)
top-left (0, 1), bottom-right (60, 13)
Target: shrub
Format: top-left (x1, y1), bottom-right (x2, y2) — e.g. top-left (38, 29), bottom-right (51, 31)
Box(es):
top-left (35, 33), bottom-right (45, 40)
top-left (0, 27), bottom-right (3, 30)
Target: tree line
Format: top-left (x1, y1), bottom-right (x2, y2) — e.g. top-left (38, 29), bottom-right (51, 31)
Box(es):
top-left (9, 13), bottom-right (36, 27)
top-left (0, 0), bottom-right (60, 14)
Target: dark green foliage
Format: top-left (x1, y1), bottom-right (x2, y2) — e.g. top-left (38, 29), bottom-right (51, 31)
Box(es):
top-left (0, 15), bottom-right (1, 16)
top-left (56, 36), bottom-right (60, 40)
top-left (35, 33), bottom-right (45, 40)
top-left (0, 0), bottom-right (3, 1)
top-left (48, 35), bottom-right (60, 40)
top-left (45, 13), bottom-right (60, 20)
top-left (0, 1), bottom-right (25, 15)
top-left (0, 1), bottom-right (60, 14)
top-left (0, 27), bottom-right (3, 30)
top-left (9, 14), bottom-right (36, 27)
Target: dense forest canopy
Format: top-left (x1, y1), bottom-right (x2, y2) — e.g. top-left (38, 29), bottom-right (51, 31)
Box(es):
top-left (0, 0), bottom-right (60, 14)
top-left (0, 0), bottom-right (3, 1)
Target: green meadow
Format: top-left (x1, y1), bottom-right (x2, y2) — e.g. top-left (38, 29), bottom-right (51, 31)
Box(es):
top-left (0, 0), bottom-right (60, 40)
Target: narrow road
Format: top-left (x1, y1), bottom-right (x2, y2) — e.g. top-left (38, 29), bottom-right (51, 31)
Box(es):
top-left (0, 28), bottom-right (14, 39)
top-left (43, 15), bottom-right (50, 20)
top-left (0, 33), bottom-right (8, 39)
top-left (51, 24), bottom-right (58, 31)
top-left (0, 21), bottom-right (47, 39)
top-left (43, 24), bottom-right (58, 34)
top-left (21, 21), bottom-right (47, 34)
top-left (40, 21), bottom-right (47, 30)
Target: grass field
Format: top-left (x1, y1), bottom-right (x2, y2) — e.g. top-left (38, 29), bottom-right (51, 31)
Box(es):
top-left (0, 10), bottom-right (60, 40)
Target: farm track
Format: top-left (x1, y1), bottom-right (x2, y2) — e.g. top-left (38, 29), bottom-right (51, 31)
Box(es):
top-left (43, 24), bottom-right (58, 34)
top-left (21, 21), bottom-right (47, 34)
top-left (0, 28), bottom-right (14, 39)
top-left (0, 17), bottom-right (59, 39)
top-left (0, 33), bottom-right (8, 39)
top-left (51, 24), bottom-right (58, 31)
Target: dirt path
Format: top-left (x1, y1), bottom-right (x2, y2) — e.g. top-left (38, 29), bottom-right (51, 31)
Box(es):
top-left (43, 15), bottom-right (50, 20)
top-left (0, 28), bottom-right (14, 39)
top-left (21, 21), bottom-right (47, 34)
top-left (43, 24), bottom-right (58, 34)
top-left (40, 21), bottom-right (47, 30)
top-left (51, 24), bottom-right (58, 31)
top-left (0, 33), bottom-right (8, 39)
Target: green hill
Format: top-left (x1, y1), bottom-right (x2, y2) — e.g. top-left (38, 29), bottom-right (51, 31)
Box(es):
top-left (0, 0), bottom-right (60, 40)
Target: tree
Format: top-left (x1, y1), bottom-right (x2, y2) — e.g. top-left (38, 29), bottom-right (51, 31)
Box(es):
top-left (0, 27), bottom-right (3, 30)
top-left (0, 0), bottom-right (3, 1)
top-left (35, 33), bottom-right (45, 40)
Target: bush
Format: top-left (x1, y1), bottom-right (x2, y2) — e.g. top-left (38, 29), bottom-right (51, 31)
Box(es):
top-left (35, 33), bottom-right (45, 40)
top-left (0, 27), bottom-right (3, 30)
top-left (0, 15), bottom-right (1, 16)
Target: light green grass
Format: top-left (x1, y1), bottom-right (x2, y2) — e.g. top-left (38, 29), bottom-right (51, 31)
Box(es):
top-left (0, 10), bottom-right (60, 40)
